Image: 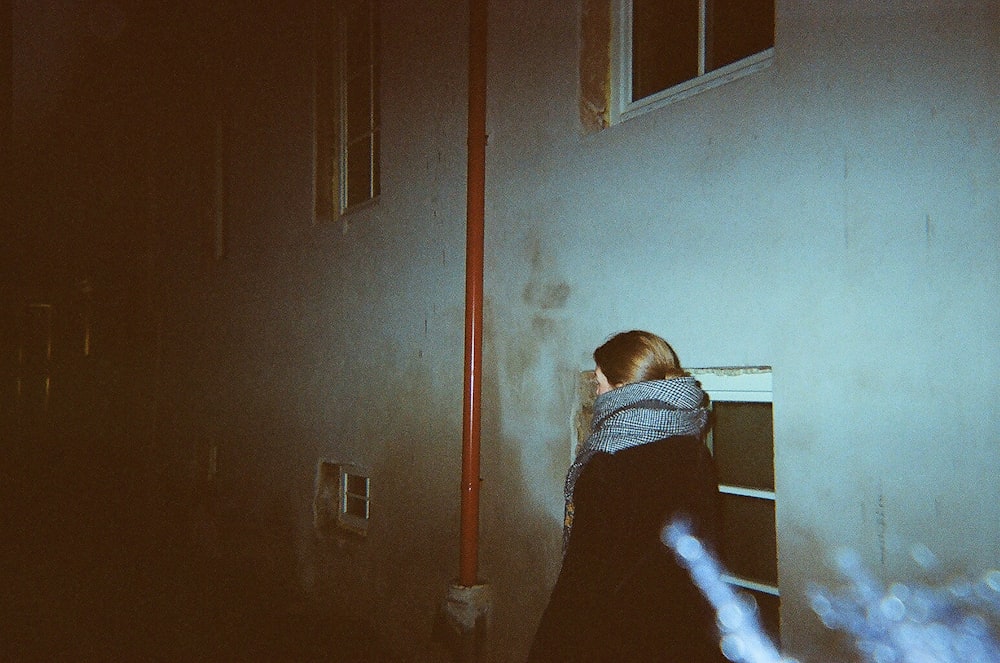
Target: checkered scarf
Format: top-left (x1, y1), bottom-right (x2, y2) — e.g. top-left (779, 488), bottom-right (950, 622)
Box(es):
top-left (562, 376), bottom-right (708, 551)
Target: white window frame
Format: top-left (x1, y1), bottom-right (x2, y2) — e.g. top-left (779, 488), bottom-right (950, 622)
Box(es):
top-left (337, 464), bottom-right (371, 534)
top-left (314, 461), bottom-right (371, 537)
top-left (315, 0), bottom-right (380, 223)
top-left (335, 0), bottom-right (380, 215)
top-left (611, 1), bottom-right (775, 124)
top-left (689, 367), bottom-right (779, 601)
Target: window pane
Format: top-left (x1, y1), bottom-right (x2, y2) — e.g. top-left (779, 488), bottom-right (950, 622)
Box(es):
top-left (712, 401), bottom-right (773, 490)
top-left (346, 474), bottom-right (368, 496)
top-left (344, 0), bottom-right (371, 63)
top-left (345, 27), bottom-right (371, 74)
top-left (345, 71), bottom-right (372, 140)
top-left (345, 494), bottom-right (368, 518)
top-left (346, 137), bottom-right (372, 207)
top-left (22, 306), bottom-right (52, 365)
top-left (631, 0), bottom-right (699, 101)
top-left (719, 493), bottom-right (777, 584)
top-left (707, 0), bottom-right (774, 71)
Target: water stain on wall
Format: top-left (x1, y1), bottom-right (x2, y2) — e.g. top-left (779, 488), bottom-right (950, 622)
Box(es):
top-left (503, 235), bottom-right (574, 415)
top-left (521, 235), bottom-right (571, 312)
top-left (523, 280), bottom-right (570, 310)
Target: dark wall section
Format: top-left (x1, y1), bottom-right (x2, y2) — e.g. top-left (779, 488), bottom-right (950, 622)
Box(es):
top-left (5, 3), bottom-right (313, 658)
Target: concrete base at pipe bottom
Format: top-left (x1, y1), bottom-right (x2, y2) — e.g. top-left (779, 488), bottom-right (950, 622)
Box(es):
top-left (434, 582), bottom-right (493, 662)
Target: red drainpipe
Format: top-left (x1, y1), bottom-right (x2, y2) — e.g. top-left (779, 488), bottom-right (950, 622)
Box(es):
top-left (460, 0), bottom-right (487, 588)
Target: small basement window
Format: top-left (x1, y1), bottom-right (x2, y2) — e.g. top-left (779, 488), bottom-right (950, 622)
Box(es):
top-left (314, 461), bottom-right (371, 537)
top-left (690, 366), bottom-right (779, 642)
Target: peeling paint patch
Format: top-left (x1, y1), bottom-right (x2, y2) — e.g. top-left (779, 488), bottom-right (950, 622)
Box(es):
top-left (688, 367), bottom-right (773, 402)
top-left (580, 0), bottom-right (611, 132)
top-left (689, 366), bottom-right (772, 377)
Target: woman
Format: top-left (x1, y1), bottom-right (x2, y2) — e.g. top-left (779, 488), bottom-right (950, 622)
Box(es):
top-left (528, 330), bottom-right (725, 662)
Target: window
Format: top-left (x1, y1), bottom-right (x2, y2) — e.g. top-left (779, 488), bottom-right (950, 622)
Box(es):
top-left (314, 461), bottom-right (372, 537)
top-left (691, 367), bottom-right (779, 641)
top-left (612, 0), bottom-right (774, 122)
top-left (6, 285), bottom-right (94, 424)
top-left (341, 467), bottom-right (371, 524)
top-left (315, 0), bottom-right (381, 221)
top-left (16, 304), bottom-right (53, 414)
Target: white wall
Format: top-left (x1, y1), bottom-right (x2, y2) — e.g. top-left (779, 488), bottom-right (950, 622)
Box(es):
top-left (200, 1), bottom-right (997, 660)
top-left (479, 1), bottom-right (999, 659)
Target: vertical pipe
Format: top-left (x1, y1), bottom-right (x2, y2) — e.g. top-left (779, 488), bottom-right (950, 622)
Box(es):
top-left (460, 0), bottom-right (487, 588)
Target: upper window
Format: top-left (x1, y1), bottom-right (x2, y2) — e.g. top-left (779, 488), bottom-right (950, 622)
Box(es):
top-left (315, 0), bottom-right (381, 221)
top-left (612, 0), bottom-right (774, 123)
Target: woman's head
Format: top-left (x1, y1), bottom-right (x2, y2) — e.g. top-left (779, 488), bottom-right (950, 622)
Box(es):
top-left (593, 330), bottom-right (687, 392)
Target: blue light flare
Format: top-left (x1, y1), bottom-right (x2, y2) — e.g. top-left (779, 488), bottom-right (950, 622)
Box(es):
top-left (662, 520), bottom-right (1000, 663)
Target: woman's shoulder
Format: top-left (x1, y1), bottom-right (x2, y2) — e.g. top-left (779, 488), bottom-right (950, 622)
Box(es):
top-left (613, 434), bottom-right (708, 465)
top-left (582, 435), bottom-right (711, 487)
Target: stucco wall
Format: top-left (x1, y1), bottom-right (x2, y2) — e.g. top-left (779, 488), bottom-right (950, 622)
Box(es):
top-left (480, 2), bottom-right (999, 659)
top-left (179, 1), bottom-right (998, 660)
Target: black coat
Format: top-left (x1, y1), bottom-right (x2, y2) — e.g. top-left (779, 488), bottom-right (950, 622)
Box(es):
top-left (527, 436), bottom-right (726, 662)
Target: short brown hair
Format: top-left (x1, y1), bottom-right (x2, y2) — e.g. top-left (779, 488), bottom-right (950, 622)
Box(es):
top-left (593, 330), bottom-right (687, 387)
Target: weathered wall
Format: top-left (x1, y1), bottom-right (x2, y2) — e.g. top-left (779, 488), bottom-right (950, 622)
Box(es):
top-left (166, 0), bottom-right (998, 660)
top-left (482, 1), bottom-right (999, 659)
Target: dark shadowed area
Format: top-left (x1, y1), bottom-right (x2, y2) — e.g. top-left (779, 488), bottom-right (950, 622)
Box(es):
top-left (7, 2), bottom-right (389, 658)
